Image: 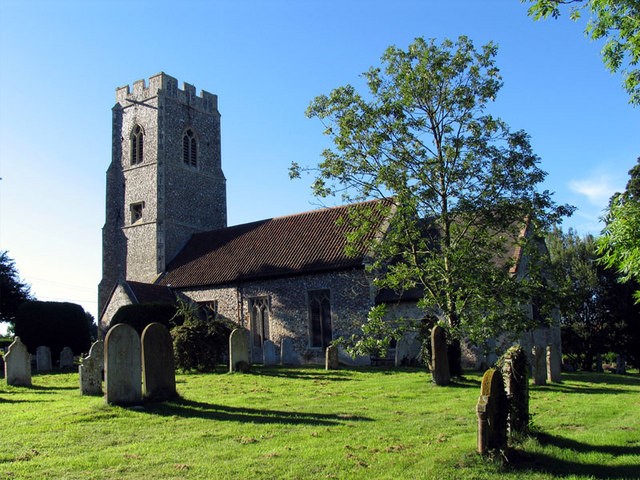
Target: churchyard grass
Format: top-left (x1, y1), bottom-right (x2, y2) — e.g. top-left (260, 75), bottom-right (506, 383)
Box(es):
top-left (1, 367), bottom-right (638, 479)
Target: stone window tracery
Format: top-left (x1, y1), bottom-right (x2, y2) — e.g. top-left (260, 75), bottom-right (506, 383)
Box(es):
top-left (250, 297), bottom-right (270, 348)
top-left (130, 124), bottom-right (144, 165)
top-left (183, 128), bottom-right (197, 167)
top-left (309, 290), bottom-right (332, 349)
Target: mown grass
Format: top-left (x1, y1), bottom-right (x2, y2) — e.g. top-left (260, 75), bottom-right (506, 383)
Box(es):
top-left (1, 367), bottom-right (639, 479)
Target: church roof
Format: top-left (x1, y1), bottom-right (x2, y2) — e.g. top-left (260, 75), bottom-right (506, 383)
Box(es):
top-left (157, 199), bottom-right (390, 289)
top-left (126, 281), bottom-right (176, 304)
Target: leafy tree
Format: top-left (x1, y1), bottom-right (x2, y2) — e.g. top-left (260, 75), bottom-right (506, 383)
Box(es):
top-left (0, 250), bottom-right (33, 324)
top-left (598, 158), bottom-right (640, 301)
top-left (548, 228), bottom-right (640, 370)
top-left (525, 0), bottom-right (640, 105)
top-left (292, 36), bottom-right (572, 374)
top-left (171, 299), bottom-right (235, 372)
top-left (14, 301), bottom-right (93, 362)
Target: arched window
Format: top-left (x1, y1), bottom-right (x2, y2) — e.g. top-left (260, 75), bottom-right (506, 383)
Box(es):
top-left (182, 128), bottom-right (197, 167)
top-left (309, 290), bottom-right (332, 349)
top-left (130, 124), bottom-right (144, 165)
top-left (250, 297), bottom-right (269, 348)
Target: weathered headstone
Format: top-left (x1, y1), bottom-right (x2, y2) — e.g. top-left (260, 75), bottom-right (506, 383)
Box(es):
top-left (546, 344), bottom-right (562, 383)
top-left (141, 323), bottom-right (176, 401)
top-left (104, 323), bottom-right (142, 405)
top-left (531, 345), bottom-right (547, 386)
top-left (615, 354), bottom-right (627, 374)
top-left (229, 328), bottom-right (250, 373)
top-left (430, 325), bottom-right (450, 386)
top-left (59, 347), bottom-right (74, 370)
top-left (36, 346), bottom-right (52, 371)
top-left (80, 340), bottom-right (104, 395)
top-left (280, 336), bottom-right (297, 365)
top-left (262, 339), bottom-right (278, 366)
top-left (4, 337), bottom-right (31, 386)
top-left (395, 331), bottom-right (421, 367)
top-left (476, 368), bottom-right (508, 455)
top-left (499, 345), bottom-right (529, 437)
top-left (325, 344), bottom-right (339, 370)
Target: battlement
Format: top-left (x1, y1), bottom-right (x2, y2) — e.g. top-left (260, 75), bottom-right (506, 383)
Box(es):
top-left (115, 72), bottom-right (218, 113)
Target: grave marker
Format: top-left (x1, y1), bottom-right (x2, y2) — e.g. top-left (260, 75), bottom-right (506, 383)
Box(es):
top-left (104, 323), bottom-right (142, 405)
top-left (229, 328), bottom-right (250, 372)
top-left (262, 339), bottom-right (278, 366)
top-left (4, 337), bottom-right (31, 386)
top-left (141, 323), bottom-right (177, 401)
top-left (476, 368), bottom-right (507, 455)
top-left (36, 346), bottom-right (52, 371)
top-left (325, 344), bottom-right (339, 370)
top-left (80, 340), bottom-right (104, 395)
top-left (430, 325), bottom-right (450, 385)
top-left (59, 347), bottom-right (74, 370)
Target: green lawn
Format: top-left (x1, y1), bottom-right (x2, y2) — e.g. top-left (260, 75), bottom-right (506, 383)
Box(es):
top-left (1, 367), bottom-right (638, 479)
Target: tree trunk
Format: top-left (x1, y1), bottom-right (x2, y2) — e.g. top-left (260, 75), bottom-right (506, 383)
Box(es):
top-left (448, 338), bottom-right (462, 377)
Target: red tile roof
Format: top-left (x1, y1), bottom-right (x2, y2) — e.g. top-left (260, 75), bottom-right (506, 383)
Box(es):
top-left (157, 200), bottom-right (390, 289)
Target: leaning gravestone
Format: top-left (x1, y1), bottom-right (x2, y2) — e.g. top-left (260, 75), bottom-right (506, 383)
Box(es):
top-left (280, 337), bottom-right (297, 365)
top-left (476, 368), bottom-right (507, 455)
top-left (141, 323), bottom-right (176, 401)
top-left (499, 345), bottom-right (529, 437)
top-left (531, 345), bottom-right (547, 386)
top-left (262, 339), bottom-right (278, 366)
top-left (325, 344), bottom-right (339, 370)
top-left (36, 346), bottom-right (52, 372)
top-left (80, 340), bottom-right (104, 395)
top-left (229, 328), bottom-right (250, 372)
top-left (4, 337), bottom-right (31, 386)
top-left (430, 325), bottom-right (450, 386)
top-left (104, 323), bottom-right (142, 405)
top-left (59, 347), bottom-right (74, 370)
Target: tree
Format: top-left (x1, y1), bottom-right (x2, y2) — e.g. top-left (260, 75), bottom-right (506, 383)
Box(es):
top-left (525, 0), bottom-right (640, 105)
top-left (292, 36), bottom-right (572, 374)
top-left (547, 228), bottom-right (637, 369)
top-left (0, 250), bottom-right (33, 324)
top-left (14, 301), bottom-right (93, 362)
top-left (598, 158), bottom-right (640, 301)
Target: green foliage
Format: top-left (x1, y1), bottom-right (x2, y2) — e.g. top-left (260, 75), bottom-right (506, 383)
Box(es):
top-left (110, 303), bottom-right (177, 336)
top-left (171, 299), bottom-right (235, 372)
top-left (296, 36), bottom-right (572, 366)
top-left (598, 158), bottom-right (640, 300)
top-left (547, 227), bottom-right (640, 369)
top-left (0, 250), bottom-right (33, 323)
top-left (525, 0), bottom-right (640, 105)
top-left (14, 301), bottom-right (93, 361)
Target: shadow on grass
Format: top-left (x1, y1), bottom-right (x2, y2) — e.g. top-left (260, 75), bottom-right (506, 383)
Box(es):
top-left (562, 371), bottom-right (640, 387)
top-left (509, 433), bottom-right (640, 480)
top-left (143, 397), bottom-right (373, 426)
top-left (248, 367), bottom-right (353, 382)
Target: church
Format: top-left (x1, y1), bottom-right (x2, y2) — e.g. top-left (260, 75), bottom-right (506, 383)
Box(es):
top-left (98, 73), bottom-right (560, 368)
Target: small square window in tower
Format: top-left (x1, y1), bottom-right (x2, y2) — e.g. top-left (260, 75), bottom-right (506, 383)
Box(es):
top-left (183, 128), bottom-right (197, 167)
top-left (130, 202), bottom-right (145, 224)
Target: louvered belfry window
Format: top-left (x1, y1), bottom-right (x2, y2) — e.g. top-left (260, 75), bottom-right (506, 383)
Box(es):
top-left (183, 128), bottom-right (197, 167)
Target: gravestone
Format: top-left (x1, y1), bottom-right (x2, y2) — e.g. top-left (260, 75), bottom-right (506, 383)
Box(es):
top-left (476, 368), bottom-right (507, 455)
top-left (430, 325), bottom-right (450, 386)
top-left (325, 344), bottom-right (339, 370)
top-left (262, 339), bottom-right (278, 366)
top-left (4, 337), bottom-right (31, 386)
top-left (546, 344), bottom-right (562, 383)
top-left (229, 328), bottom-right (250, 373)
top-left (141, 323), bottom-right (176, 401)
top-left (531, 345), bottom-right (547, 385)
top-left (36, 346), bottom-right (52, 371)
top-left (80, 340), bottom-right (104, 395)
top-left (394, 331), bottom-right (421, 367)
top-left (104, 323), bottom-right (142, 405)
top-left (59, 347), bottom-right (74, 370)
top-left (280, 337), bottom-right (297, 365)
top-left (499, 345), bottom-right (529, 437)
top-left (615, 354), bottom-right (627, 374)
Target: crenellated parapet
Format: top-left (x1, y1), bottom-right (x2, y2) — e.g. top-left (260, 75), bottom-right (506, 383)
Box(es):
top-left (115, 72), bottom-right (218, 113)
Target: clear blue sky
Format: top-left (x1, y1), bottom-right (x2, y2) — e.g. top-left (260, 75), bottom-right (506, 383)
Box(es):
top-left (0, 0), bottom-right (637, 325)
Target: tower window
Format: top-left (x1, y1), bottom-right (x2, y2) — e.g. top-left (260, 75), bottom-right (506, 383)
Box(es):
top-left (183, 128), bottom-right (197, 167)
top-left (130, 202), bottom-right (145, 224)
top-left (130, 125), bottom-right (144, 165)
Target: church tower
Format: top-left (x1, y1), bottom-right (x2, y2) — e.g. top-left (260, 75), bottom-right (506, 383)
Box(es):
top-left (98, 73), bottom-right (226, 314)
